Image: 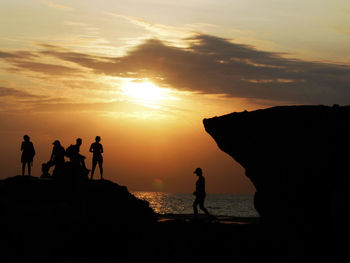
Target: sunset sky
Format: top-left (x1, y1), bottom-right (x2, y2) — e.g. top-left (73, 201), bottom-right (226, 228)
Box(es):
top-left (1, 0), bottom-right (350, 194)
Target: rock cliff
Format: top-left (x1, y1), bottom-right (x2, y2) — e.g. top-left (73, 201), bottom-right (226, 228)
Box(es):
top-left (204, 105), bottom-right (349, 232)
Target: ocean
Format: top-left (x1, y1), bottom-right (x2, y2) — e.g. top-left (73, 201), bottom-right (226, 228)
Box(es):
top-left (132, 191), bottom-right (259, 217)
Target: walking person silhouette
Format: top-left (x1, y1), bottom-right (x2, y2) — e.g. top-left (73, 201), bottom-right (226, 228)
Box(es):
top-left (89, 136), bottom-right (103, 180)
top-left (21, 135), bottom-right (35, 176)
top-left (192, 167), bottom-right (210, 218)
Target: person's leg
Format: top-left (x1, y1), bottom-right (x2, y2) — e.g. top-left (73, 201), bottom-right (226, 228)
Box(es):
top-left (199, 197), bottom-right (210, 216)
top-left (193, 197), bottom-right (199, 216)
top-left (98, 159), bottom-right (103, 180)
top-left (53, 161), bottom-right (64, 176)
top-left (47, 160), bottom-right (55, 170)
top-left (91, 158), bottom-right (97, 180)
top-left (79, 155), bottom-right (88, 170)
top-left (22, 162), bottom-right (25, 176)
top-left (27, 162), bottom-right (31, 176)
top-left (42, 160), bottom-right (53, 176)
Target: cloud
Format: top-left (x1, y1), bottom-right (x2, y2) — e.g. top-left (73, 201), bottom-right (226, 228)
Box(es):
top-left (2, 34), bottom-right (350, 105)
top-left (0, 86), bottom-right (181, 116)
top-left (102, 11), bottom-right (194, 44)
top-left (332, 26), bottom-right (350, 36)
top-left (10, 61), bottom-right (80, 75)
top-left (0, 87), bottom-right (44, 98)
top-left (26, 99), bottom-right (179, 120)
top-left (0, 51), bottom-right (37, 59)
top-left (0, 49), bottom-right (81, 75)
top-left (40, 0), bottom-right (73, 11)
top-left (37, 35), bottom-right (350, 105)
top-left (103, 11), bottom-right (191, 35)
top-left (341, 8), bottom-right (350, 15)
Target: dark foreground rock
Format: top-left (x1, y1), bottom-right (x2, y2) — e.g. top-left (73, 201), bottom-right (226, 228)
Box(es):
top-left (0, 174), bottom-right (158, 262)
top-left (0, 210), bottom-right (265, 263)
top-left (204, 105), bottom-right (349, 260)
top-left (0, 174), bottom-right (266, 262)
top-left (0, 174), bottom-right (156, 224)
top-left (0, 173), bottom-right (343, 262)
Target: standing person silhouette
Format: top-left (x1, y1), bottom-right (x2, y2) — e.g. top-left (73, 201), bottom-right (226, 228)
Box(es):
top-left (193, 167), bottom-right (210, 217)
top-left (89, 136), bottom-right (103, 180)
top-left (21, 135), bottom-right (35, 176)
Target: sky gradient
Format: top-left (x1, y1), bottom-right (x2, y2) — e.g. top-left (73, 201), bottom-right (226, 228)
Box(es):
top-left (1, 0), bottom-right (350, 193)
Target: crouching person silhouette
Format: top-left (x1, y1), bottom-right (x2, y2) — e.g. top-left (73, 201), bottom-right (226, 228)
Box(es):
top-left (65, 138), bottom-right (89, 174)
top-left (193, 167), bottom-right (210, 218)
top-left (42, 140), bottom-right (65, 178)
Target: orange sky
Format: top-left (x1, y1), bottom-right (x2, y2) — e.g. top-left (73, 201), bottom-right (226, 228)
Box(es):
top-left (1, 0), bottom-right (350, 193)
top-left (0, 110), bottom-right (257, 194)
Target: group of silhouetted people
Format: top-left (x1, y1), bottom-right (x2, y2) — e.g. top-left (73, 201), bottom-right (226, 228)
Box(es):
top-left (20, 135), bottom-right (104, 180)
top-left (20, 135), bottom-right (211, 217)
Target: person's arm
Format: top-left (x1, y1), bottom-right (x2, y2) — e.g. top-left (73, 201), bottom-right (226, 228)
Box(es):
top-left (198, 177), bottom-right (205, 194)
top-left (21, 142), bottom-right (24, 151)
top-left (32, 143), bottom-right (35, 156)
top-left (49, 151), bottom-right (54, 161)
top-left (193, 180), bottom-right (198, 196)
top-left (100, 144), bottom-right (103, 153)
top-left (89, 144), bottom-right (93, 153)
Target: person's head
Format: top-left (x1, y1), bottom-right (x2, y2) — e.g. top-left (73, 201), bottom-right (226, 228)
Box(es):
top-left (23, 135), bottom-right (30, 142)
top-left (53, 140), bottom-right (61, 146)
top-left (194, 167), bottom-right (202, 176)
top-left (95, 136), bottom-right (101, 142)
top-left (76, 138), bottom-right (82, 146)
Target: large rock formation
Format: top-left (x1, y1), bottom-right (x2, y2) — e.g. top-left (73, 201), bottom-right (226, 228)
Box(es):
top-left (204, 105), bottom-right (349, 233)
top-left (0, 169), bottom-right (157, 262)
top-left (0, 169), bottom-right (156, 224)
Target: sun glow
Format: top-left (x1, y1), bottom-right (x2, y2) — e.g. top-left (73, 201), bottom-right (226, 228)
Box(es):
top-left (122, 81), bottom-right (169, 104)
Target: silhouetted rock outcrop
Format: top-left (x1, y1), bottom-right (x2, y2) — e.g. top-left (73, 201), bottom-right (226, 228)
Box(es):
top-left (0, 172), bottom-right (156, 262)
top-left (0, 175), bottom-right (266, 263)
top-left (204, 105), bottom-right (349, 235)
top-left (0, 173), bottom-right (156, 224)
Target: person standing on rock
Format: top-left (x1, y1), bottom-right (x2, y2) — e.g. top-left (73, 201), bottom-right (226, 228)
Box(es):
top-left (193, 167), bottom-right (210, 217)
top-left (89, 136), bottom-right (103, 180)
top-left (21, 135), bottom-right (35, 176)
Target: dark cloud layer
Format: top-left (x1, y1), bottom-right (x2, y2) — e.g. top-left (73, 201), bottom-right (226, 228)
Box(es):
top-left (0, 49), bottom-right (80, 75)
top-left (0, 86), bottom-right (43, 98)
top-left (2, 34), bottom-right (350, 104)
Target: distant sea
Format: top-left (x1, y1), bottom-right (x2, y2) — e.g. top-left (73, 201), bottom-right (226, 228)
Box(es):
top-left (132, 192), bottom-right (259, 217)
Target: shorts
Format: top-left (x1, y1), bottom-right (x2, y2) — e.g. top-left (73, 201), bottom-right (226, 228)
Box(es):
top-left (93, 155), bottom-right (103, 166)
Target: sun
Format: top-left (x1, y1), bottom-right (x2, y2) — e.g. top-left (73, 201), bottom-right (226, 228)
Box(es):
top-left (121, 80), bottom-right (169, 105)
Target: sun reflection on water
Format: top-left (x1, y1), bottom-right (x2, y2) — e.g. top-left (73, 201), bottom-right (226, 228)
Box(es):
top-left (132, 192), bottom-right (259, 217)
top-left (133, 192), bottom-right (186, 214)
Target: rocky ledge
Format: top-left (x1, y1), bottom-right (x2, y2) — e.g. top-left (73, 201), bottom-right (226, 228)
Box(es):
top-left (0, 173), bottom-right (156, 224)
top-left (204, 105), bottom-right (349, 234)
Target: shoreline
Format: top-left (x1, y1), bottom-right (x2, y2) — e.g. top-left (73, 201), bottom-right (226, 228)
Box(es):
top-left (156, 213), bottom-right (260, 224)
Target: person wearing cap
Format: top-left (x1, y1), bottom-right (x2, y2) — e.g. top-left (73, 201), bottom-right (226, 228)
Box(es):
top-left (42, 140), bottom-right (65, 177)
top-left (193, 167), bottom-right (210, 217)
top-left (50, 140), bottom-right (65, 166)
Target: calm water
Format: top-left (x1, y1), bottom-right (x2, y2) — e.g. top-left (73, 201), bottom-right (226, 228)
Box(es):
top-left (132, 192), bottom-right (259, 217)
